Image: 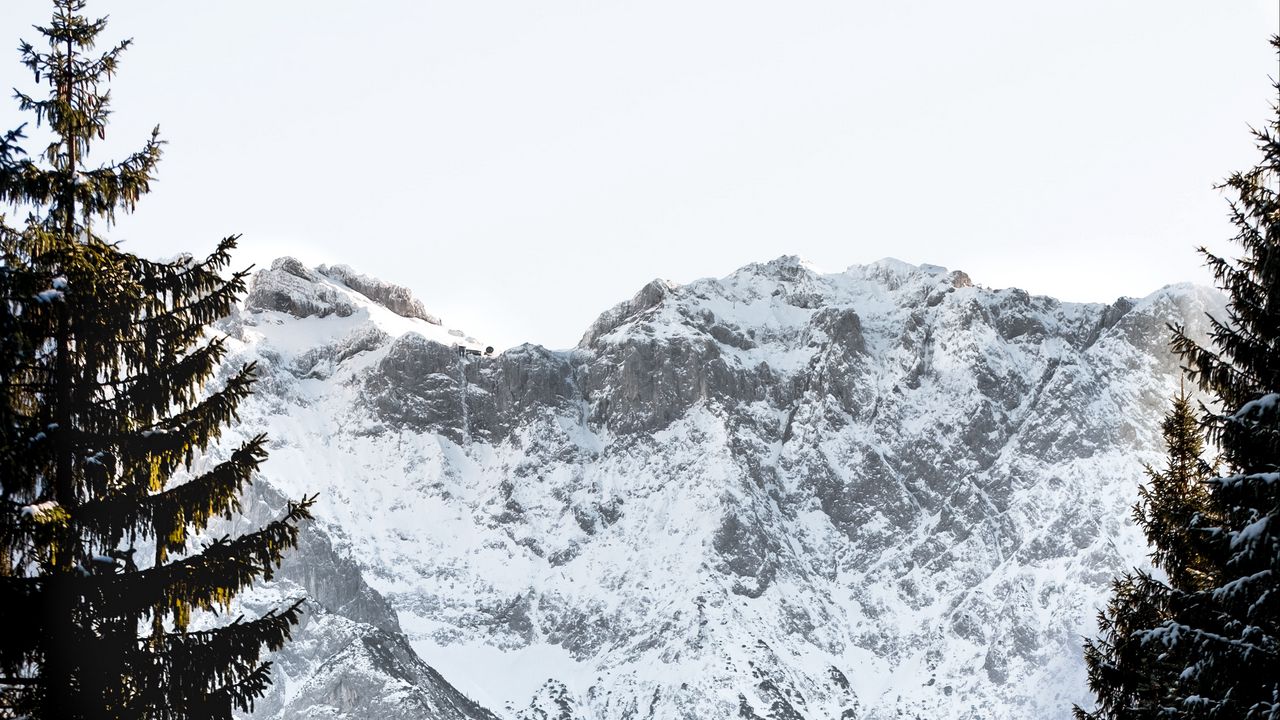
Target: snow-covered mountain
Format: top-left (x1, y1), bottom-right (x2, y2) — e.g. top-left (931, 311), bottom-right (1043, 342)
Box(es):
top-left (218, 255), bottom-right (1223, 720)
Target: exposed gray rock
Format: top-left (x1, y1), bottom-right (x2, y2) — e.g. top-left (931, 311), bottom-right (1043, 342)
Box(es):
top-left (514, 681), bottom-right (588, 720)
top-left (276, 625), bottom-right (498, 720)
top-left (320, 264), bottom-right (443, 325)
top-left (363, 337), bottom-right (581, 443)
top-left (222, 481), bottom-right (494, 720)
top-left (577, 336), bottom-right (769, 434)
top-left (293, 325), bottom-right (392, 380)
top-left (245, 257), bottom-right (357, 319)
top-left (578, 278), bottom-right (676, 348)
top-left (365, 333), bottom-right (470, 440)
top-left (467, 344), bottom-right (579, 439)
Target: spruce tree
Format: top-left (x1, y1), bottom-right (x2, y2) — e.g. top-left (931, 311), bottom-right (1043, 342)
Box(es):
top-left (1076, 390), bottom-right (1217, 719)
top-left (1078, 36), bottom-right (1280, 719)
top-left (0, 2), bottom-right (313, 718)
top-left (1133, 389), bottom-right (1219, 595)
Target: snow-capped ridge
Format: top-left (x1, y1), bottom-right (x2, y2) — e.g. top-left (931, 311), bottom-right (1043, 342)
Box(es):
top-left (578, 277), bottom-right (679, 348)
top-left (839, 257), bottom-right (970, 294)
top-left (568, 256), bottom-right (1213, 358)
top-left (743, 254), bottom-right (821, 279)
top-left (574, 256), bottom-right (983, 362)
top-left (865, 256), bottom-right (925, 275)
top-left (242, 257), bottom-right (490, 356)
top-left (318, 263), bottom-right (443, 326)
top-left (1131, 281), bottom-right (1220, 312)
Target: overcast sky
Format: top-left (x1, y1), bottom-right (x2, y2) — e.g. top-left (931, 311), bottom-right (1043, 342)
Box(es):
top-left (3, 1), bottom-right (1278, 349)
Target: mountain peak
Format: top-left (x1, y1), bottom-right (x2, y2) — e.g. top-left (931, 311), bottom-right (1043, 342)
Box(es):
top-left (843, 257), bottom-right (973, 293)
top-left (740, 254), bottom-right (820, 282)
top-left (866, 256), bottom-right (927, 274)
top-left (242, 256), bottom-right (489, 353)
top-left (577, 277), bottom-right (678, 348)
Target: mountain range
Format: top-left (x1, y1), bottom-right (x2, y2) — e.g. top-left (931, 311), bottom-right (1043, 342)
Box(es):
top-left (209, 255), bottom-right (1223, 720)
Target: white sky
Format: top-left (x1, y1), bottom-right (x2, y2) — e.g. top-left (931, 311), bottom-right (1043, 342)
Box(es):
top-left (3, 1), bottom-right (1278, 349)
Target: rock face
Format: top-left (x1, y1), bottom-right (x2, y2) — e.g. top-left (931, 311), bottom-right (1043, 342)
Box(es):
top-left (245, 257), bottom-right (358, 319)
top-left (244, 258), bottom-right (447, 328)
top-left (222, 256), bottom-right (1224, 720)
top-left (514, 681), bottom-right (587, 720)
top-left (319, 264), bottom-right (443, 325)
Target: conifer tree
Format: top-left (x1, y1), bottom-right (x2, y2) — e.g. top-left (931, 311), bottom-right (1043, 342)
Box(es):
top-left (1078, 36), bottom-right (1280, 719)
top-left (1076, 389), bottom-right (1217, 719)
top-left (1134, 389), bottom-right (1219, 595)
top-left (0, 2), bottom-right (313, 718)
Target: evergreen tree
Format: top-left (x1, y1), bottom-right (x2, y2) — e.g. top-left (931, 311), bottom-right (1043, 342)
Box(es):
top-left (1078, 36), bottom-right (1280, 719)
top-left (0, 2), bottom-right (313, 718)
top-left (1134, 389), bottom-right (1219, 595)
top-left (1076, 390), bottom-right (1217, 719)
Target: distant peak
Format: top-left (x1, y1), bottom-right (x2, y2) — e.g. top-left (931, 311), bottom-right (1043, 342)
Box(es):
top-left (271, 256), bottom-right (321, 282)
top-left (863, 257), bottom-right (936, 274)
top-left (245, 257), bottom-right (348, 319)
top-left (852, 257), bottom-right (972, 288)
top-left (767, 254), bottom-right (809, 268)
top-left (740, 255), bottom-right (820, 282)
top-left (769, 254), bottom-right (820, 270)
top-left (578, 277), bottom-right (677, 348)
top-left (246, 257), bottom-right (444, 326)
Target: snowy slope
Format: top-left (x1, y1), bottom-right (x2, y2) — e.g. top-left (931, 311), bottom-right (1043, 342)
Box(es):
top-left (223, 255), bottom-right (1223, 720)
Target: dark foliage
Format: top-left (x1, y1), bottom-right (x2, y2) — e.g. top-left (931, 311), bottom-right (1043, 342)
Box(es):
top-left (0, 3), bottom-right (312, 718)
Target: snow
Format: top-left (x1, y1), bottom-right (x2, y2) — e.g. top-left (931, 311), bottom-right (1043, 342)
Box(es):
top-left (1217, 471), bottom-right (1280, 488)
top-left (1230, 515), bottom-right (1271, 549)
top-left (243, 272), bottom-right (492, 355)
top-left (20, 500), bottom-right (59, 518)
top-left (409, 639), bottom-right (587, 712)
top-left (1212, 570), bottom-right (1272, 601)
top-left (1232, 392), bottom-right (1280, 421)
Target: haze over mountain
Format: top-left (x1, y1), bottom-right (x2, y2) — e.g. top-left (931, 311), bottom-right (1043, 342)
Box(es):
top-left (215, 255), bottom-right (1221, 720)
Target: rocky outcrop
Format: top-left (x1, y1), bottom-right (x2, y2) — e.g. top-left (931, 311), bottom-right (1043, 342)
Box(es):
top-left (245, 257), bottom-right (358, 318)
top-left (513, 681), bottom-right (587, 720)
top-left (577, 278), bottom-right (676, 347)
top-left (363, 338), bottom-right (581, 443)
top-left (225, 482), bottom-right (494, 720)
top-left (319, 264), bottom-right (443, 325)
top-left (277, 626), bottom-right (498, 720)
top-left (366, 333), bottom-right (469, 439)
